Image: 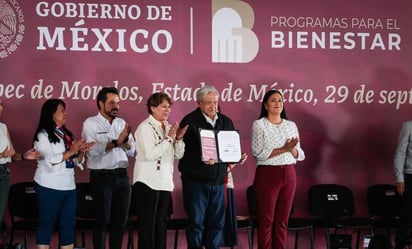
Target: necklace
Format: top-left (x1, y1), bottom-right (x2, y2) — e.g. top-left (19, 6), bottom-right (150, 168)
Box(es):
top-left (266, 117), bottom-right (282, 125)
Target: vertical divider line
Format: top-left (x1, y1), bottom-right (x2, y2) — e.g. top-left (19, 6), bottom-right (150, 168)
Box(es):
top-left (190, 7), bottom-right (194, 55)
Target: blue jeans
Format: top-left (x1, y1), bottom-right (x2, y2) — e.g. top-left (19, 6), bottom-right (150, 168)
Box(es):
top-left (0, 164), bottom-right (9, 222)
top-left (182, 180), bottom-right (225, 249)
top-left (90, 169), bottom-right (131, 249)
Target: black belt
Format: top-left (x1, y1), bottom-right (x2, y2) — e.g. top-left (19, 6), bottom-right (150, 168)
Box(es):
top-left (258, 164), bottom-right (294, 168)
top-left (90, 168), bottom-right (127, 175)
top-left (0, 163), bottom-right (9, 174)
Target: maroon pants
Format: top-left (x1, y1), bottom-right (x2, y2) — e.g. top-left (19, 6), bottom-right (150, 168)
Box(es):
top-left (254, 165), bottom-right (296, 249)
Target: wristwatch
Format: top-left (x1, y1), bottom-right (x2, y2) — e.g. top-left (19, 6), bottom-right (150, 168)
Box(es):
top-left (111, 140), bottom-right (118, 147)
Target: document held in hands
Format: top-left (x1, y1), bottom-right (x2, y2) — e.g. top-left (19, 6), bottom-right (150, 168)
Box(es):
top-left (199, 129), bottom-right (242, 163)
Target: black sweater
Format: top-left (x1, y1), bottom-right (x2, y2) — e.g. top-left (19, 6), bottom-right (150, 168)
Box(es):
top-left (178, 108), bottom-right (235, 185)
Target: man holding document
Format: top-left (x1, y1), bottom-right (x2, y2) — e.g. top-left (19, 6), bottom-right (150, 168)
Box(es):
top-left (178, 85), bottom-right (246, 249)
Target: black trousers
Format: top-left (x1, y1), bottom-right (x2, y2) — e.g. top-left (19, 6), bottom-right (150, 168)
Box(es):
top-left (133, 182), bottom-right (171, 249)
top-left (396, 173), bottom-right (412, 248)
top-left (90, 169), bottom-right (131, 249)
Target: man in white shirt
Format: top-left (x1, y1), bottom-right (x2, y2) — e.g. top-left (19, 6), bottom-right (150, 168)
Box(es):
top-left (82, 87), bottom-right (136, 249)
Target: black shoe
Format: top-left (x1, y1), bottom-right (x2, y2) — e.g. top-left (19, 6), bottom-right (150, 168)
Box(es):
top-left (12, 244), bottom-right (21, 249)
top-left (394, 244), bottom-right (406, 249)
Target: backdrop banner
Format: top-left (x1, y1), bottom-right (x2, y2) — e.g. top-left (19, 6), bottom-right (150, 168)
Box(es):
top-left (0, 0), bottom-right (411, 221)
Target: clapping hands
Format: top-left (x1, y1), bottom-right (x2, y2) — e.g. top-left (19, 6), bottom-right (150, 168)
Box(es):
top-left (168, 122), bottom-right (188, 141)
top-left (283, 137), bottom-right (299, 152)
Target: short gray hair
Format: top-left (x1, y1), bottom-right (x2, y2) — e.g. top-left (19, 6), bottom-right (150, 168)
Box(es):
top-left (196, 85), bottom-right (219, 101)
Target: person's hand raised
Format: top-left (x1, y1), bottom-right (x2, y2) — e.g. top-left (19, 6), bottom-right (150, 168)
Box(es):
top-left (176, 124), bottom-right (188, 140)
top-left (283, 137), bottom-right (299, 152)
top-left (118, 123), bottom-right (132, 144)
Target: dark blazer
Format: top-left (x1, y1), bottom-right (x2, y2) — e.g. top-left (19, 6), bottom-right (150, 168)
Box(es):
top-left (178, 107), bottom-right (235, 185)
